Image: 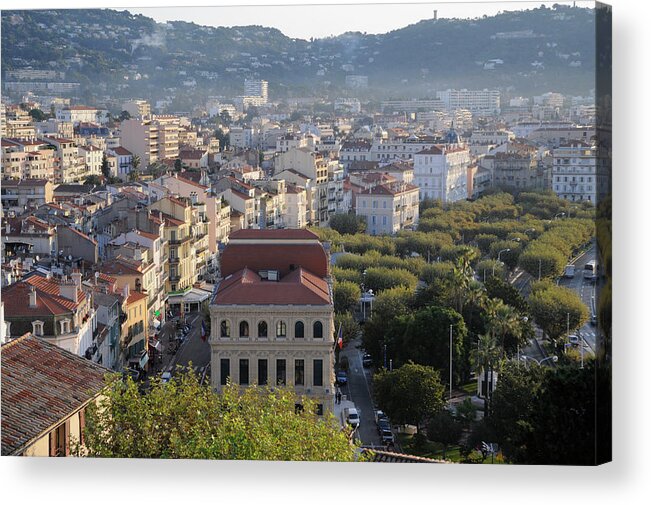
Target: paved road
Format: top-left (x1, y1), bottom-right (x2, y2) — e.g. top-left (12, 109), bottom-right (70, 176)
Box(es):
top-left (338, 338), bottom-right (381, 447)
top-left (149, 311), bottom-right (211, 380)
top-left (558, 243), bottom-right (600, 354)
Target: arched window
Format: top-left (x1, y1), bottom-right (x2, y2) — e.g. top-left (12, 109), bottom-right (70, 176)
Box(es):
top-left (258, 321), bottom-right (268, 338)
top-left (239, 321), bottom-right (249, 338)
top-left (220, 320), bottom-right (230, 338)
top-left (295, 321), bottom-right (304, 338)
top-left (313, 321), bottom-right (323, 339)
top-left (276, 320), bottom-right (287, 338)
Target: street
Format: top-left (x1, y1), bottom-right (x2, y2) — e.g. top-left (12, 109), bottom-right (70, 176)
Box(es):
top-left (338, 337), bottom-right (382, 448)
top-left (557, 242), bottom-right (600, 354)
top-left (150, 311), bottom-right (211, 381)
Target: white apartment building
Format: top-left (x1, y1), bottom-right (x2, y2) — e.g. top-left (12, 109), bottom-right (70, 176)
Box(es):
top-left (244, 79), bottom-right (269, 103)
top-left (370, 136), bottom-right (439, 164)
top-left (356, 182), bottom-right (420, 235)
top-left (229, 127), bottom-right (256, 149)
top-left (276, 133), bottom-right (307, 153)
top-left (551, 142), bottom-right (606, 203)
top-left (414, 144), bottom-right (471, 202)
top-left (436, 89), bottom-right (501, 115)
top-left (79, 145), bottom-right (103, 177)
top-left (284, 185), bottom-right (308, 229)
top-left (55, 106), bottom-right (101, 125)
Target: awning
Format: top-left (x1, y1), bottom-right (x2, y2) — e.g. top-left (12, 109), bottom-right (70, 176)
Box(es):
top-left (139, 351), bottom-right (149, 368)
top-left (149, 340), bottom-right (162, 352)
top-left (152, 319), bottom-right (161, 329)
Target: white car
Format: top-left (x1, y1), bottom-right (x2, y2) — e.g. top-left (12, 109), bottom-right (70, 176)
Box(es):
top-left (568, 335), bottom-right (580, 345)
top-left (161, 371), bottom-right (172, 383)
top-left (345, 407), bottom-right (360, 428)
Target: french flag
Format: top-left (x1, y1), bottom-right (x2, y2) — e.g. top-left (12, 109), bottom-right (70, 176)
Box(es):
top-left (201, 320), bottom-right (207, 342)
top-left (336, 323), bottom-right (343, 350)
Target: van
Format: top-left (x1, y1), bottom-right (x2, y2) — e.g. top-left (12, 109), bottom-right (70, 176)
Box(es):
top-left (563, 264), bottom-right (575, 278)
top-left (344, 407), bottom-right (360, 428)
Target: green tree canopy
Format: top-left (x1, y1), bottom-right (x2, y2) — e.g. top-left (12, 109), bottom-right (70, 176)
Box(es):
top-left (398, 306), bottom-right (467, 386)
top-left (426, 409), bottom-right (463, 459)
top-left (373, 362), bottom-right (446, 431)
top-left (80, 370), bottom-right (358, 461)
top-left (363, 266), bottom-right (418, 293)
top-left (529, 281), bottom-right (589, 346)
top-left (333, 280), bottom-right (361, 314)
top-left (329, 213), bottom-right (366, 235)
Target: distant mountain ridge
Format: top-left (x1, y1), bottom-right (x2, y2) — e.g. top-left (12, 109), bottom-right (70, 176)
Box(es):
top-left (1, 6), bottom-right (595, 106)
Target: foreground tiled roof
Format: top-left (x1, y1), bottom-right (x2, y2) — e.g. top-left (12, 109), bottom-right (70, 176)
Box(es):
top-left (361, 448), bottom-right (448, 463)
top-left (213, 266), bottom-right (330, 306)
top-left (1, 334), bottom-right (108, 455)
top-left (2, 275), bottom-right (83, 317)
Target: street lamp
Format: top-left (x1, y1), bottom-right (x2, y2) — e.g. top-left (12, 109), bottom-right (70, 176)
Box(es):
top-left (449, 324), bottom-right (453, 402)
top-left (493, 248), bottom-right (511, 276)
top-left (520, 355), bottom-right (558, 367)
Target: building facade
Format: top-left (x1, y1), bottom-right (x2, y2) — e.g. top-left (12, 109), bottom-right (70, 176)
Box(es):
top-left (209, 229), bottom-right (335, 416)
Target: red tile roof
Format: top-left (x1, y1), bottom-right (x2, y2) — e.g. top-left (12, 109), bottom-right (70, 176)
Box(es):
top-left (126, 291), bottom-right (148, 305)
top-left (229, 229), bottom-right (319, 241)
top-left (214, 267), bottom-right (330, 306)
top-left (111, 146), bottom-right (132, 156)
top-left (221, 229), bottom-right (328, 279)
top-left (2, 277), bottom-right (81, 317)
top-left (1, 334), bottom-right (108, 456)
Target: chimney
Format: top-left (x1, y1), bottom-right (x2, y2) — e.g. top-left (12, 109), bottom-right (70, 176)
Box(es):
top-left (29, 287), bottom-right (37, 308)
top-left (59, 278), bottom-right (78, 303)
top-left (71, 270), bottom-right (82, 288)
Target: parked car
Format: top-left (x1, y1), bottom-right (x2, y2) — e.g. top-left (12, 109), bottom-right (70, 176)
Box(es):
top-left (362, 353), bottom-right (373, 367)
top-left (161, 371), bottom-right (172, 383)
top-left (336, 371), bottom-right (348, 385)
top-left (375, 410), bottom-right (388, 424)
top-left (377, 419), bottom-right (391, 434)
top-left (569, 334), bottom-right (580, 345)
top-left (345, 407), bottom-right (360, 428)
top-left (380, 429), bottom-right (394, 444)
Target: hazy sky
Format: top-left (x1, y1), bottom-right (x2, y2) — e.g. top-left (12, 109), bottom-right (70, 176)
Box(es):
top-left (34, 1), bottom-right (589, 40)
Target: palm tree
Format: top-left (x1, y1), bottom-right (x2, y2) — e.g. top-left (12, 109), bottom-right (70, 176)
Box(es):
top-left (471, 333), bottom-right (501, 417)
top-left (451, 253), bottom-right (475, 314)
top-left (129, 155), bottom-right (141, 182)
top-left (484, 298), bottom-right (523, 357)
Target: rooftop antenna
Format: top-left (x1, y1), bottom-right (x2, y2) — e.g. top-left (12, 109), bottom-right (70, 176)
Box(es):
top-left (433, 10), bottom-right (438, 21)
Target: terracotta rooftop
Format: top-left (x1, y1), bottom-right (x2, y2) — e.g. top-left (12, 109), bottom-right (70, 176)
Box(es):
top-left (2, 276), bottom-right (83, 317)
top-left (221, 229), bottom-right (328, 279)
top-left (1, 334), bottom-right (108, 456)
top-left (213, 267), bottom-right (330, 306)
top-left (111, 146), bottom-right (132, 156)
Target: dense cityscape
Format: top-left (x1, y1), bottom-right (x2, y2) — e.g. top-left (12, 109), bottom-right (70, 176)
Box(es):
top-left (0, 4), bottom-right (611, 465)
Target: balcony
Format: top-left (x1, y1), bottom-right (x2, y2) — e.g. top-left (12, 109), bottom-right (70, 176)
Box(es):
top-left (169, 256), bottom-right (180, 264)
top-left (169, 235), bottom-right (192, 245)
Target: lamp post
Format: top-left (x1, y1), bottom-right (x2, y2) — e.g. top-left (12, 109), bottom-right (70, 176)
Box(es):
top-left (494, 248), bottom-right (511, 276)
top-left (520, 355), bottom-right (558, 367)
top-left (449, 324), bottom-right (453, 401)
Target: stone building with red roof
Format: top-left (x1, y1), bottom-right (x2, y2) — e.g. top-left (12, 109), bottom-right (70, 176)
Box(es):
top-left (209, 229), bottom-right (335, 415)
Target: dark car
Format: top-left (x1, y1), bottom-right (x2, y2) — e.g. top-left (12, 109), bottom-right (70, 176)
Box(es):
top-left (362, 353), bottom-right (373, 367)
top-left (380, 429), bottom-right (394, 444)
top-left (377, 418), bottom-right (391, 434)
top-left (336, 371), bottom-right (348, 385)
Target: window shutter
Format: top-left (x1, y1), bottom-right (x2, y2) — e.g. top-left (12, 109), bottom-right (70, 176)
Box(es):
top-left (64, 420), bottom-right (71, 456)
top-left (49, 431), bottom-right (57, 457)
top-left (79, 408), bottom-right (86, 446)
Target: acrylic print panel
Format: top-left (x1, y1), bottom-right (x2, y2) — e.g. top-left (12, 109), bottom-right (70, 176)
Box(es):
top-left (0, 0), bottom-right (611, 465)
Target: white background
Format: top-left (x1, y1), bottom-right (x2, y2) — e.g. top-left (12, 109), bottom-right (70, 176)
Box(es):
top-left (2, 1), bottom-right (649, 503)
